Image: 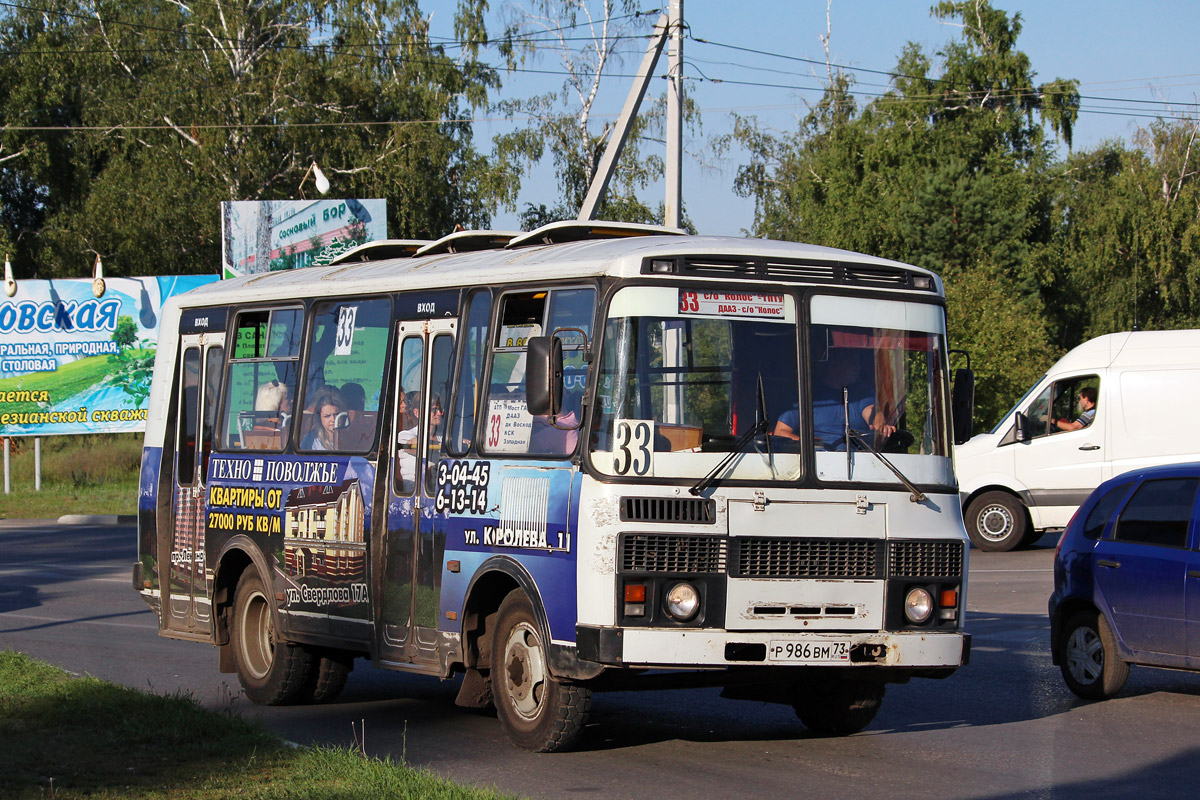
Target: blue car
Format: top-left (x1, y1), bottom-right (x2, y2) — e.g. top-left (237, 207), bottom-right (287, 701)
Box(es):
top-left (1049, 462), bottom-right (1200, 699)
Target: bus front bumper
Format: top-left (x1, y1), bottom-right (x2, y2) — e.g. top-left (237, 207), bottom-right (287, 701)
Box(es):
top-left (575, 626), bottom-right (970, 670)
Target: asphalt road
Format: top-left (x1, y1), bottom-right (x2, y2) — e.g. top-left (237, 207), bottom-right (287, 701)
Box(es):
top-left (3, 519), bottom-right (1199, 799)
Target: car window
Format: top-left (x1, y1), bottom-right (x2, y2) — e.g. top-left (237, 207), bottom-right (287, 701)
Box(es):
top-left (1114, 478), bottom-right (1199, 548)
top-left (1084, 483), bottom-right (1132, 540)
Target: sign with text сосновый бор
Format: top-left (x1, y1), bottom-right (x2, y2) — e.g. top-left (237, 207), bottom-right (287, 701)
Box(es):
top-left (0, 275), bottom-right (217, 436)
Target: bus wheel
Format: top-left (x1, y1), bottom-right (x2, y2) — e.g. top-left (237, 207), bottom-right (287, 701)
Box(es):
top-left (491, 591), bottom-right (592, 752)
top-left (303, 652), bottom-right (352, 704)
top-left (231, 572), bottom-right (312, 705)
top-left (793, 677), bottom-right (884, 736)
top-left (965, 491), bottom-right (1028, 552)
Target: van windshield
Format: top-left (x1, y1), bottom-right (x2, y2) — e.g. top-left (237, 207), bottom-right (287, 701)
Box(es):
top-left (990, 375), bottom-right (1046, 435)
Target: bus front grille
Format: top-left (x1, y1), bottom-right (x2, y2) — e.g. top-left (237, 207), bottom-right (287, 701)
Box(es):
top-left (621, 496), bottom-right (716, 524)
top-left (620, 533), bottom-right (728, 573)
top-left (734, 538), bottom-right (882, 579)
top-left (887, 540), bottom-right (964, 578)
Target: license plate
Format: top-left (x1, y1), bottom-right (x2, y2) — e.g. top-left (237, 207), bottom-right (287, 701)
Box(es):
top-left (768, 639), bottom-right (850, 663)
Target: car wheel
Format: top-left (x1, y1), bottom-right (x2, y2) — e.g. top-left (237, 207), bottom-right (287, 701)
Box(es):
top-left (1059, 609), bottom-right (1129, 700)
top-left (965, 491), bottom-right (1029, 552)
top-left (231, 571), bottom-right (313, 705)
top-left (491, 590), bottom-right (592, 752)
top-left (793, 678), bottom-right (885, 736)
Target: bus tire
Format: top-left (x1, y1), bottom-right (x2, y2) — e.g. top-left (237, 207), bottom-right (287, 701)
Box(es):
top-left (491, 590), bottom-right (591, 752)
top-left (964, 491), bottom-right (1028, 552)
top-left (303, 652), bottom-right (352, 704)
top-left (231, 572), bottom-right (312, 705)
top-left (793, 677), bottom-right (884, 736)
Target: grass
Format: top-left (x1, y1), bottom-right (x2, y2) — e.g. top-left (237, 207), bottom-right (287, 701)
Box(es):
top-left (0, 650), bottom-right (521, 800)
top-left (0, 434), bottom-right (140, 518)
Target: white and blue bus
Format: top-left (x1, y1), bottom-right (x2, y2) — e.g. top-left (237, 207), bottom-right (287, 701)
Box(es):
top-left (135, 221), bottom-right (974, 751)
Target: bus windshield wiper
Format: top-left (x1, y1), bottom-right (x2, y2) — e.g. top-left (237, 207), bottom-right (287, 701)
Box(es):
top-left (690, 375), bottom-right (770, 496)
top-left (840, 387), bottom-right (925, 502)
top-left (846, 428), bottom-right (927, 503)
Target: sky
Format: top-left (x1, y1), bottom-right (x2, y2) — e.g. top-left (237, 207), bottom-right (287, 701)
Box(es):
top-left (425, 1), bottom-right (1200, 237)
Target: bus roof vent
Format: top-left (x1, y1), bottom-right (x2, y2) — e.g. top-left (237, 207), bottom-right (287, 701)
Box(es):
top-left (507, 220), bottom-right (685, 249)
top-left (843, 264), bottom-right (909, 286)
top-left (415, 230), bottom-right (520, 257)
top-left (662, 256), bottom-right (934, 291)
top-left (763, 260), bottom-right (837, 282)
top-left (326, 239), bottom-right (430, 265)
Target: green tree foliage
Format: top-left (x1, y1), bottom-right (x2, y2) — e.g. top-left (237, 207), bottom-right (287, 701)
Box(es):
top-left (0, 0), bottom-right (518, 279)
top-left (496, 1), bottom-right (697, 227)
top-left (729, 1), bottom-right (1081, 429)
top-left (1044, 121), bottom-right (1200, 342)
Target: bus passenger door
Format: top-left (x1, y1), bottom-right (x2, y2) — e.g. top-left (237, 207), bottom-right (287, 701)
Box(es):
top-left (379, 318), bottom-right (456, 667)
top-left (163, 333), bottom-right (225, 637)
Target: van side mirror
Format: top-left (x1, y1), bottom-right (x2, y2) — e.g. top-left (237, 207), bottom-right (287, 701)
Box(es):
top-left (525, 335), bottom-right (563, 417)
top-left (1014, 411), bottom-right (1031, 443)
top-left (952, 368), bottom-right (975, 445)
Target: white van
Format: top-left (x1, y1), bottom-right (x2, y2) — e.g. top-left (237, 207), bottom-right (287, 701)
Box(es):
top-left (956, 330), bottom-right (1200, 551)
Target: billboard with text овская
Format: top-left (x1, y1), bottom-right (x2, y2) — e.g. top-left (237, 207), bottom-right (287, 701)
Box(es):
top-left (0, 275), bottom-right (217, 436)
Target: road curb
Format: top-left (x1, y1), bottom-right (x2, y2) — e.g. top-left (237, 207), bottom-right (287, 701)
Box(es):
top-left (57, 514), bottom-right (137, 525)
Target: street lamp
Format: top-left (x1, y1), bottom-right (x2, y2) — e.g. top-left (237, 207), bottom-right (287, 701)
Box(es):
top-left (300, 161), bottom-right (331, 197)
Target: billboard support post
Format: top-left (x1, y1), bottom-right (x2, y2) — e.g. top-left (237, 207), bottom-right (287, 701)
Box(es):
top-left (34, 437), bottom-right (40, 491)
top-left (3, 437), bottom-right (9, 494)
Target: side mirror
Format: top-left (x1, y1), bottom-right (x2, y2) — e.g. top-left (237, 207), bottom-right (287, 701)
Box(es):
top-left (525, 335), bottom-right (563, 417)
top-left (951, 368), bottom-right (975, 445)
top-left (1014, 411), bottom-right (1031, 443)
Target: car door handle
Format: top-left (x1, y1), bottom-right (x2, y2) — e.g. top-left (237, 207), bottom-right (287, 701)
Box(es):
top-left (1097, 559), bottom-right (1120, 569)
top-left (1079, 444), bottom-right (1100, 451)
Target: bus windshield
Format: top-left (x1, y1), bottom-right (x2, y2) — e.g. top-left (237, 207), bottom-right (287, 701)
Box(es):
top-left (808, 294), bottom-right (953, 486)
top-left (589, 286), bottom-right (802, 482)
top-left (588, 287), bottom-right (953, 488)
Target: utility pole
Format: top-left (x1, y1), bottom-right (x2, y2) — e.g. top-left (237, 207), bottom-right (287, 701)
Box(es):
top-left (664, 0), bottom-right (683, 229)
top-left (578, 3), bottom-right (686, 227)
top-left (577, 14), bottom-right (668, 221)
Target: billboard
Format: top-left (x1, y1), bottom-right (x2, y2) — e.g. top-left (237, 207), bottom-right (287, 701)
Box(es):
top-left (221, 199), bottom-right (387, 279)
top-left (0, 275), bottom-right (217, 437)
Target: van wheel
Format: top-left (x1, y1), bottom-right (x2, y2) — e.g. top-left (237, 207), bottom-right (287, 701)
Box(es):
top-left (491, 590), bottom-right (591, 752)
top-left (1059, 609), bottom-right (1129, 700)
top-left (231, 572), bottom-right (313, 705)
top-left (965, 492), bottom-right (1028, 551)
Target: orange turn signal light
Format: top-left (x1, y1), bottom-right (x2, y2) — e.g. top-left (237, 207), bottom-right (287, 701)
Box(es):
top-left (624, 584), bottom-right (646, 603)
top-left (940, 589), bottom-right (958, 608)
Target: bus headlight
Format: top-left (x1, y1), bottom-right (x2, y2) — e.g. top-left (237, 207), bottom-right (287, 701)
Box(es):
top-left (904, 587), bottom-right (933, 624)
top-left (665, 582), bottom-right (700, 621)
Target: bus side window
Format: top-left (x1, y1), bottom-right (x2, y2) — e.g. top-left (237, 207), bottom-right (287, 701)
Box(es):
top-left (176, 348), bottom-right (201, 484)
top-left (222, 307), bottom-right (302, 451)
top-left (297, 298), bottom-right (391, 453)
top-left (425, 333), bottom-right (455, 493)
top-left (200, 346), bottom-right (224, 480)
top-left (446, 289), bottom-right (491, 457)
top-left (483, 286), bottom-right (594, 457)
top-left (393, 335), bottom-right (424, 497)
